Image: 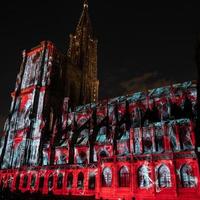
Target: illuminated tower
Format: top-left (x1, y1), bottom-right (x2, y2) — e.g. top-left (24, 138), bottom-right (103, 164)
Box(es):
top-left (0, 41), bottom-right (64, 168)
top-left (66, 0), bottom-right (99, 106)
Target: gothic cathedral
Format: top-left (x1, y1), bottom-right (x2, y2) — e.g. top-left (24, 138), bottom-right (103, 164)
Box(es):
top-left (0, 1), bottom-right (200, 200)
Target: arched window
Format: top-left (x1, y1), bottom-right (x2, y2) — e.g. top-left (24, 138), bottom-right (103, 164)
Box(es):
top-left (102, 167), bottom-right (112, 187)
top-left (15, 174), bottom-right (20, 190)
top-left (67, 173), bottom-right (73, 189)
top-left (48, 174), bottom-right (53, 190)
top-left (138, 166), bottom-right (150, 188)
top-left (57, 173), bottom-right (63, 189)
top-left (158, 165), bottom-right (171, 188)
top-left (119, 166), bottom-right (130, 187)
top-left (22, 175), bottom-right (28, 188)
top-left (180, 164), bottom-right (196, 188)
top-left (88, 173), bottom-right (96, 190)
top-left (30, 174), bottom-right (36, 188)
top-left (77, 172), bottom-right (84, 189)
top-left (39, 176), bottom-right (44, 190)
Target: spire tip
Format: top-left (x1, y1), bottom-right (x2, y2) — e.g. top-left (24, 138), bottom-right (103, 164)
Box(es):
top-left (84, 0), bottom-right (88, 8)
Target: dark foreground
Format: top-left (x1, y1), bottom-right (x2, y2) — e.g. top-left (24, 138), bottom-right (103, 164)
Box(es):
top-left (0, 188), bottom-right (95, 200)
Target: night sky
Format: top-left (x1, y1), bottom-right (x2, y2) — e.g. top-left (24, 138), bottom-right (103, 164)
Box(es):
top-left (0, 1), bottom-right (200, 130)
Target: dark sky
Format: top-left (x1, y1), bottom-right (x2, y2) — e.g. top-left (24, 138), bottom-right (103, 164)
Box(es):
top-left (0, 1), bottom-right (200, 129)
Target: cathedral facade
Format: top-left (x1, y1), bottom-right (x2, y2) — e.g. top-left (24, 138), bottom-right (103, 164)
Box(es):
top-left (0, 1), bottom-right (200, 200)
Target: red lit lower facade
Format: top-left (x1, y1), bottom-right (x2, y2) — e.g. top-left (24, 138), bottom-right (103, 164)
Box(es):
top-left (1, 122), bottom-right (200, 200)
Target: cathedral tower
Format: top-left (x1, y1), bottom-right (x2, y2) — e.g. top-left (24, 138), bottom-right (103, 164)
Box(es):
top-left (0, 41), bottom-right (64, 168)
top-left (66, 0), bottom-right (99, 107)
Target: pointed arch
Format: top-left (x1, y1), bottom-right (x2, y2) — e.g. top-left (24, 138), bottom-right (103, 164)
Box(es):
top-left (180, 164), bottom-right (196, 188)
top-left (119, 166), bottom-right (130, 187)
top-left (158, 165), bottom-right (171, 188)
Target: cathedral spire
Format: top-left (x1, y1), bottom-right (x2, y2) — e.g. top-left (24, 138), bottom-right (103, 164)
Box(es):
top-left (66, 0), bottom-right (99, 106)
top-left (75, 0), bottom-right (92, 36)
top-left (83, 0), bottom-right (88, 8)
